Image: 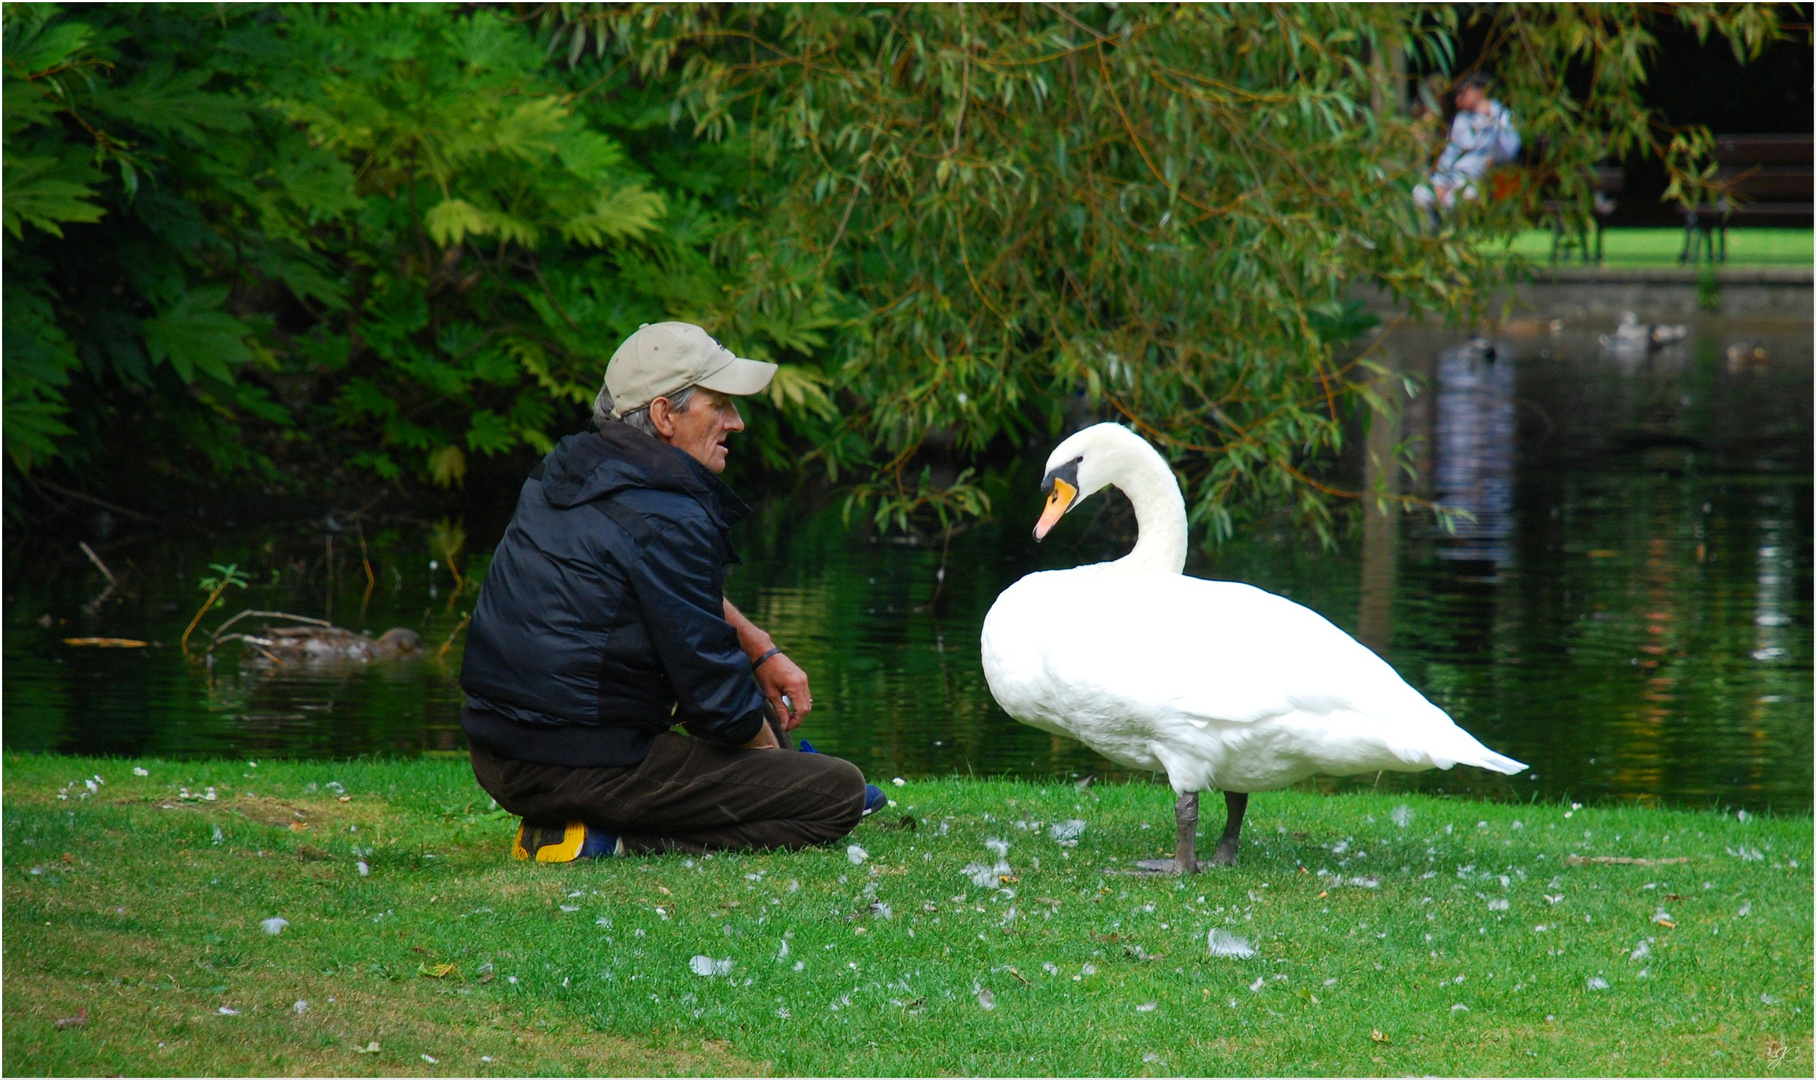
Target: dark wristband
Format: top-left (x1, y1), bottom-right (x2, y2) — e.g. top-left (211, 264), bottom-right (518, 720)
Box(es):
top-left (751, 646), bottom-right (783, 671)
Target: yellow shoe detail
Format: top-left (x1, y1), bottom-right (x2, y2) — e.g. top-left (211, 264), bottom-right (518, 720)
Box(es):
top-left (513, 820), bottom-right (587, 862)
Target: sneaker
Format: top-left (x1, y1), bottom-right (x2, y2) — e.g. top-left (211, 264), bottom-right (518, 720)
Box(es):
top-left (862, 784), bottom-right (886, 817)
top-left (513, 820), bottom-right (621, 862)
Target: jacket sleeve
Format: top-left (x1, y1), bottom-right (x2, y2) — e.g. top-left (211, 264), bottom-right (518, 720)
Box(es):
top-left (623, 509), bottom-right (766, 747)
top-left (1492, 106), bottom-right (1521, 163)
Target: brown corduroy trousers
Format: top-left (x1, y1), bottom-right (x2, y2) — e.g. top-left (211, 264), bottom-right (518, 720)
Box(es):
top-left (467, 711), bottom-right (867, 855)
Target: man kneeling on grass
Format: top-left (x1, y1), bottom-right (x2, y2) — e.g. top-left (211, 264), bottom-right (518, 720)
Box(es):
top-left (459, 322), bottom-right (881, 861)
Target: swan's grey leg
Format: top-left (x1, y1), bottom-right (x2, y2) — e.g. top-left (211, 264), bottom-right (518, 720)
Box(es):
top-left (1210, 791), bottom-right (1248, 866)
top-left (1175, 790), bottom-right (1199, 875)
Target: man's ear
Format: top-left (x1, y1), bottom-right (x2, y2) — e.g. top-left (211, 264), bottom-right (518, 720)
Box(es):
top-left (649, 396), bottom-right (677, 437)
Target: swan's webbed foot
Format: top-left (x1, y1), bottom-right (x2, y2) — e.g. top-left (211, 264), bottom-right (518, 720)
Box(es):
top-left (1208, 791), bottom-right (1249, 867)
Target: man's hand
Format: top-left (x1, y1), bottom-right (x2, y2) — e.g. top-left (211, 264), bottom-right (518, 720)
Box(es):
top-left (755, 652), bottom-right (811, 731)
top-left (724, 598), bottom-right (813, 731)
top-left (742, 721), bottom-right (781, 750)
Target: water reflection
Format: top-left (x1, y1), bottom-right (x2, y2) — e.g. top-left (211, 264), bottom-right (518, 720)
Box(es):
top-left (1357, 358), bottom-right (1402, 656)
top-left (3, 316), bottom-right (1809, 812)
top-left (1432, 341), bottom-right (1516, 567)
top-left (1754, 515), bottom-right (1792, 663)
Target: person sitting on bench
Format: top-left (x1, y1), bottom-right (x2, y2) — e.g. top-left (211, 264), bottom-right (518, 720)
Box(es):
top-left (1413, 72), bottom-right (1522, 228)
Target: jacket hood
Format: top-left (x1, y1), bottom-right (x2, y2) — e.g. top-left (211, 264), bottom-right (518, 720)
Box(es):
top-left (539, 426), bottom-right (750, 528)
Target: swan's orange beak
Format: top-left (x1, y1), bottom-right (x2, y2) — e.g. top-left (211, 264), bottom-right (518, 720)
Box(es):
top-left (1033, 478), bottom-right (1076, 541)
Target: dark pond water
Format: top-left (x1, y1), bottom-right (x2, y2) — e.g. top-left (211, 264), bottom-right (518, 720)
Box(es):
top-left (6, 314), bottom-right (1810, 813)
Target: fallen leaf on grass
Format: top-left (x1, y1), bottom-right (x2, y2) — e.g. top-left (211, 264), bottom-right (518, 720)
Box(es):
top-left (355, 1042), bottom-right (381, 1054)
top-left (54, 1008), bottom-right (88, 1030)
top-left (1371, 1029), bottom-right (1391, 1044)
top-left (1005, 966), bottom-right (1030, 985)
top-left (417, 962), bottom-right (458, 979)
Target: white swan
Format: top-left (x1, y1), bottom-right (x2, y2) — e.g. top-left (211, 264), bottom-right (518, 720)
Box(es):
top-left (981, 423), bottom-right (1527, 873)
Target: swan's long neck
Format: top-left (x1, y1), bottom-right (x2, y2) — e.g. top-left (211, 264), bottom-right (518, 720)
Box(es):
top-left (1111, 449), bottom-right (1188, 574)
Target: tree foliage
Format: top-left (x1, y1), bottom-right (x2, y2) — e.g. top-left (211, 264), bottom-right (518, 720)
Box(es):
top-left (608, 2), bottom-right (1780, 540)
top-left (2, 2), bottom-right (1784, 541)
top-left (2, 3), bottom-right (752, 494)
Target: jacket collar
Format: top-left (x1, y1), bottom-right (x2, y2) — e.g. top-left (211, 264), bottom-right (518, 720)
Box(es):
top-left (540, 425), bottom-right (750, 531)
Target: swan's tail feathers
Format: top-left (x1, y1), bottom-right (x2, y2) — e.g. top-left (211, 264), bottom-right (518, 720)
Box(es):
top-left (1459, 746), bottom-right (1528, 776)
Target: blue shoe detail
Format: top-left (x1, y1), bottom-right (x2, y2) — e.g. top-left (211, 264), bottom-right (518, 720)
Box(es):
top-left (797, 739), bottom-right (819, 754)
top-left (862, 784), bottom-right (886, 816)
top-left (577, 825), bottom-right (621, 859)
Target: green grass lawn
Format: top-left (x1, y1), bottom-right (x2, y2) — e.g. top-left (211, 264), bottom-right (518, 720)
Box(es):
top-left (5, 754), bottom-right (1810, 1077)
top-left (1503, 227), bottom-right (1812, 268)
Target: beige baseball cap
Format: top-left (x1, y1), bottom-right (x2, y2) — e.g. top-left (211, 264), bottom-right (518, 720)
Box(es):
top-left (602, 322), bottom-right (777, 417)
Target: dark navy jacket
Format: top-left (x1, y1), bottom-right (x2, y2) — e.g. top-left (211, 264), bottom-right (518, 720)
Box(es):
top-left (459, 425), bottom-right (766, 765)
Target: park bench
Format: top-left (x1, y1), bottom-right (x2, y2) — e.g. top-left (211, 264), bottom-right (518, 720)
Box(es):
top-left (1493, 134), bottom-right (1625, 265)
top-left (1681, 133), bottom-right (1813, 263)
top-left (1543, 165), bottom-right (1623, 265)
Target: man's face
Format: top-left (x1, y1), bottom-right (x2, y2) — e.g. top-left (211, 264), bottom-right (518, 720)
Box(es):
top-left (653, 388), bottom-right (744, 474)
top-left (1456, 85), bottom-right (1486, 113)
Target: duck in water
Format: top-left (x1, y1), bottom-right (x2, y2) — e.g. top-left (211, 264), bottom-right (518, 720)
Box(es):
top-left (243, 625), bottom-right (423, 666)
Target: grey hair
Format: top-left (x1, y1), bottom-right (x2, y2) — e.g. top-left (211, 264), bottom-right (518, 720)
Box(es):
top-left (593, 382), bottom-right (697, 437)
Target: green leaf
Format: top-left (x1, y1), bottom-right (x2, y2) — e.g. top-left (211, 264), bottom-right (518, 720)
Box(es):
top-left (427, 444), bottom-right (468, 488)
top-left (2, 151), bottom-right (105, 238)
top-left (142, 287), bottom-right (254, 383)
top-left (2, 14), bottom-right (95, 80)
top-left (425, 198), bottom-right (494, 247)
top-left (464, 409), bottom-right (515, 455)
top-left (561, 184), bottom-right (665, 245)
top-left (94, 62), bottom-right (252, 142)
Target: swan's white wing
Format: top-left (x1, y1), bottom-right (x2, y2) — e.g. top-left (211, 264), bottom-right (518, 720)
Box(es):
top-left (982, 568), bottom-right (1526, 788)
top-left (990, 570), bottom-right (1426, 725)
